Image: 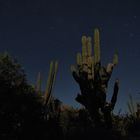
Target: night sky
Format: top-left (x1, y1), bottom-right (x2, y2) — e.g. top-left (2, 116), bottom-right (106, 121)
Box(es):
top-left (0, 0), bottom-right (140, 114)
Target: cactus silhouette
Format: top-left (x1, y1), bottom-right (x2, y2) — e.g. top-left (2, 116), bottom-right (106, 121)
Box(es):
top-left (71, 28), bottom-right (119, 128)
top-left (45, 61), bottom-right (58, 106)
top-left (35, 61), bottom-right (58, 106)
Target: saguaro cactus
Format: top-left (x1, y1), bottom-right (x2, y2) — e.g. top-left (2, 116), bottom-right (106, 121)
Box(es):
top-left (35, 61), bottom-right (58, 106)
top-left (71, 28), bottom-right (119, 128)
top-left (45, 61), bottom-right (58, 106)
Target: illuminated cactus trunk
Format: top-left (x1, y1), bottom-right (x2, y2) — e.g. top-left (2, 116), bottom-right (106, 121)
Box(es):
top-left (71, 28), bottom-right (119, 128)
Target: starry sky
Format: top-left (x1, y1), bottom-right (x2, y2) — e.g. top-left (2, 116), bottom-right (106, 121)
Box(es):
top-left (0, 0), bottom-right (140, 114)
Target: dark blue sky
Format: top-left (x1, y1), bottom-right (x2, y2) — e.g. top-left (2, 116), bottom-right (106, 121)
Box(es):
top-left (0, 0), bottom-right (140, 114)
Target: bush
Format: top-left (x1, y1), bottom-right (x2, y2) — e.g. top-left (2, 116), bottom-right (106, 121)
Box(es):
top-left (0, 53), bottom-right (47, 139)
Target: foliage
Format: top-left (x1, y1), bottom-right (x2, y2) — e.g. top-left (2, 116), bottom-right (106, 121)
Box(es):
top-left (0, 53), bottom-right (46, 139)
top-left (0, 52), bottom-right (139, 140)
top-left (0, 53), bottom-right (27, 92)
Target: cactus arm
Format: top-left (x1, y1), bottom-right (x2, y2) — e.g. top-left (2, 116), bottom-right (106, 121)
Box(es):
top-left (46, 63), bottom-right (54, 105)
top-left (51, 61), bottom-right (58, 89)
top-left (94, 28), bottom-right (101, 64)
top-left (48, 61), bottom-right (58, 97)
top-left (81, 36), bottom-right (88, 73)
top-left (72, 71), bottom-right (81, 83)
top-left (71, 65), bottom-right (81, 83)
top-left (82, 36), bottom-right (87, 59)
top-left (46, 61), bottom-right (58, 106)
top-left (45, 61), bottom-right (53, 104)
top-left (111, 79), bottom-right (119, 110)
top-left (45, 61), bottom-right (53, 101)
top-left (128, 94), bottom-right (136, 117)
top-left (128, 102), bottom-right (133, 115)
top-left (112, 53), bottom-right (118, 66)
top-left (87, 37), bottom-right (92, 57)
top-left (77, 53), bottom-right (82, 67)
top-left (106, 63), bottom-right (114, 81)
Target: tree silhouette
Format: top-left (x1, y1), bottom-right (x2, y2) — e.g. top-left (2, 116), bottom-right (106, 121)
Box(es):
top-left (0, 53), bottom-right (47, 139)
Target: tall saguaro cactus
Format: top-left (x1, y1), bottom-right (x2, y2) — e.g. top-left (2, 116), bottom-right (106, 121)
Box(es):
top-left (45, 61), bottom-right (58, 106)
top-left (71, 28), bottom-right (119, 128)
top-left (35, 61), bottom-right (58, 106)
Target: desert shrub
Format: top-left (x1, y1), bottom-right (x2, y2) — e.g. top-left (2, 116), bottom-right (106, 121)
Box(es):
top-left (0, 53), bottom-right (47, 139)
